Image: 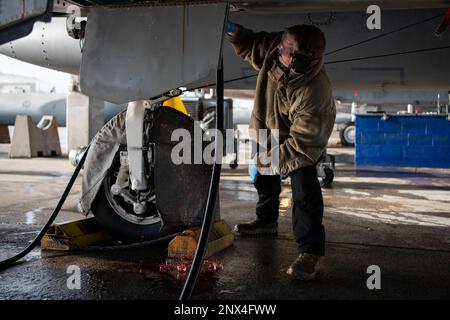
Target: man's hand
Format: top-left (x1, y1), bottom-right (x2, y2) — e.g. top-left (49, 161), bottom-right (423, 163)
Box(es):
top-left (248, 163), bottom-right (260, 183)
top-left (226, 20), bottom-right (237, 34)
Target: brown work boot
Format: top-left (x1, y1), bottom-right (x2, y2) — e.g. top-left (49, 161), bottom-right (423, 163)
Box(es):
top-left (233, 220), bottom-right (278, 235)
top-left (286, 253), bottom-right (321, 280)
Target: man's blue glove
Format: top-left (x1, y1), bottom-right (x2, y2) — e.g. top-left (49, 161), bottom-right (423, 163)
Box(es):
top-left (248, 163), bottom-right (260, 183)
top-left (225, 20), bottom-right (237, 33)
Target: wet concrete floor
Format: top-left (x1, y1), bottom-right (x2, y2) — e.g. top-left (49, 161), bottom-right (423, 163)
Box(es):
top-left (0, 144), bottom-right (449, 300)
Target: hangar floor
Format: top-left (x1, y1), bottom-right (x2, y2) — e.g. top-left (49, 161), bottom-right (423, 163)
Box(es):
top-left (0, 142), bottom-right (449, 300)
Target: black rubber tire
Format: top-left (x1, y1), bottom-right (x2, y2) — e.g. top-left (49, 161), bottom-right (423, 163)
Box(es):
top-left (229, 137), bottom-right (239, 169)
top-left (339, 122), bottom-right (355, 146)
top-left (321, 167), bottom-right (334, 188)
top-left (91, 154), bottom-right (180, 242)
top-left (229, 162), bottom-right (238, 169)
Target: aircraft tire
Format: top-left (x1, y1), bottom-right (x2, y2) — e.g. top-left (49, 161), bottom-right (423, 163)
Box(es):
top-left (91, 152), bottom-right (179, 242)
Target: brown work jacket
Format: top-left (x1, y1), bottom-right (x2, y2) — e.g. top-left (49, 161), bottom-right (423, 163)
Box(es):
top-left (227, 25), bottom-right (336, 175)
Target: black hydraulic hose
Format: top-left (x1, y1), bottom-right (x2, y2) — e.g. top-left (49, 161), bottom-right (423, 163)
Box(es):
top-left (0, 145), bottom-right (90, 271)
top-left (179, 58), bottom-right (224, 300)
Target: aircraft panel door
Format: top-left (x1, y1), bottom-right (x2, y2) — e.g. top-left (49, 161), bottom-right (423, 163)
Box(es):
top-left (80, 4), bottom-right (227, 104)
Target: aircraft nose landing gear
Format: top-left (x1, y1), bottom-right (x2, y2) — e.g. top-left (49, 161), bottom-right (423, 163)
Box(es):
top-left (83, 93), bottom-right (219, 242)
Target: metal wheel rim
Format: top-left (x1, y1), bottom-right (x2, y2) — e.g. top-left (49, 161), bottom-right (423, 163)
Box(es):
top-left (103, 173), bottom-right (161, 226)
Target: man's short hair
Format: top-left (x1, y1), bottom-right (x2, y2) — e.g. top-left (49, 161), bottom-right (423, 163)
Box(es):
top-left (285, 25), bottom-right (326, 58)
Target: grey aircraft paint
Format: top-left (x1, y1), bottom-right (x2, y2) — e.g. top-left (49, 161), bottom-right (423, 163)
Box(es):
top-left (0, 7), bottom-right (449, 126)
top-left (1, 8), bottom-right (449, 93)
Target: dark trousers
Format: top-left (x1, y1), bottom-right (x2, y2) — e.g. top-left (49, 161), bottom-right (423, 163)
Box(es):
top-left (254, 165), bottom-right (325, 256)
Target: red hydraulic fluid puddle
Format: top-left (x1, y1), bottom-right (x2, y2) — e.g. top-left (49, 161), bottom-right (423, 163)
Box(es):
top-left (159, 258), bottom-right (224, 279)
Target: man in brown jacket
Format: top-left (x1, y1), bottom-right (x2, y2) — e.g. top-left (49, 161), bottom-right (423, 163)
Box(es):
top-left (226, 22), bottom-right (336, 280)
